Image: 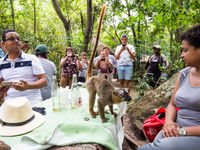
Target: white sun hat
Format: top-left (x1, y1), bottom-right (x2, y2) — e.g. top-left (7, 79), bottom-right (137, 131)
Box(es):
top-left (0, 97), bottom-right (45, 136)
top-left (153, 45), bottom-right (161, 49)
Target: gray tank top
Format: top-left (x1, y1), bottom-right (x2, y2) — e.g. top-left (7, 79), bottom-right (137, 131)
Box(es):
top-left (175, 67), bottom-right (200, 127)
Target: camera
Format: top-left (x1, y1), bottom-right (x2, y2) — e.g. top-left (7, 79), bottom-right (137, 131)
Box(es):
top-left (24, 40), bottom-right (29, 43)
top-left (122, 44), bottom-right (126, 47)
top-left (101, 58), bottom-right (105, 61)
top-left (71, 54), bottom-right (75, 58)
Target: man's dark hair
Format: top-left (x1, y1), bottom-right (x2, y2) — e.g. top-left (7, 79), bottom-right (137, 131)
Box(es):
top-left (2, 29), bottom-right (16, 42)
top-left (180, 24), bottom-right (200, 49)
top-left (36, 53), bottom-right (47, 59)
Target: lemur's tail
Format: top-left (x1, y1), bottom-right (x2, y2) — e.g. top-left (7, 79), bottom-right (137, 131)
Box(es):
top-left (86, 5), bottom-right (106, 80)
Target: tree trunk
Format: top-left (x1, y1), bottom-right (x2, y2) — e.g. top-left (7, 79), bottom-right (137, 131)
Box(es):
top-left (111, 25), bottom-right (121, 43)
top-left (169, 29), bottom-right (174, 60)
top-left (82, 0), bottom-right (92, 53)
top-left (10, 0), bottom-right (15, 30)
top-left (125, 0), bottom-right (137, 46)
top-left (51, 0), bottom-right (71, 46)
top-left (80, 11), bottom-right (85, 34)
top-left (33, 0), bottom-right (36, 34)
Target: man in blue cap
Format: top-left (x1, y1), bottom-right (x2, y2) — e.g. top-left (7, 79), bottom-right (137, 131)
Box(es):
top-left (35, 44), bottom-right (57, 100)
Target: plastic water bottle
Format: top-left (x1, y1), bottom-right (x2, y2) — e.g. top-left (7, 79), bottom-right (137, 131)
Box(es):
top-left (71, 74), bottom-right (82, 108)
top-left (51, 75), bottom-right (60, 111)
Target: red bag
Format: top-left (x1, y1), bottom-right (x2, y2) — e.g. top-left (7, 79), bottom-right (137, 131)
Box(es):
top-left (143, 108), bottom-right (165, 142)
top-left (143, 108), bottom-right (179, 142)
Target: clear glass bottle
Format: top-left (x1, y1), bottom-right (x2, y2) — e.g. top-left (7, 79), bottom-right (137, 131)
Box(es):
top-left (98, 69), bottom-right (102, 77)
top-left (59, 87), bottom-right (69, 110)
top-left (51, 75), bottom-right (60, 111)
top-left (71, 74), bottom-right (82, 108)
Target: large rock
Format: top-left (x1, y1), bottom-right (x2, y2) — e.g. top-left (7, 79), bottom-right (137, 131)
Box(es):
top-left (123, 72), bottom-right (179, 149)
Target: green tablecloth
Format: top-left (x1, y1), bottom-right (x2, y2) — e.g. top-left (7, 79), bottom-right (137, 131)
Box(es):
top-left (0, 87), bottom-right (126, 150)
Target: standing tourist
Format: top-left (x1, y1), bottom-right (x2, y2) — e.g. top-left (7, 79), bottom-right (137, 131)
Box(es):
top-left (35, 44), bottom-right (57, 100)
top-left (115, 34), bottom-right (136, 93)
top-left (145, 45), bottom-right (169, 87)
top-left (78, 52), bottom-right (88, 82)
top-left (59, 47), bottom-right (82, 88)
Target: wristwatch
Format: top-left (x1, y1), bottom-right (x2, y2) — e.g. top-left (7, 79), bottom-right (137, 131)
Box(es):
top-left (178, 128), bottom-right (187, 136)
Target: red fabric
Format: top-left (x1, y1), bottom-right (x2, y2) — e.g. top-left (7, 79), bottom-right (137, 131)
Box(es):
top-left (143, 108), bottom-right (179, 143)
top-left (143, 108), bottom-right (165, 142)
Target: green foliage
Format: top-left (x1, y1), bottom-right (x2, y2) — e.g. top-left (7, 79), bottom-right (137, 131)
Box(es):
top-left (135, 77), bottom-right (151, 96)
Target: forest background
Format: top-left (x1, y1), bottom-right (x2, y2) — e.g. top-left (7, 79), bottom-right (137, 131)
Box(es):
top-left (1, 0), bottom-right (200, 80)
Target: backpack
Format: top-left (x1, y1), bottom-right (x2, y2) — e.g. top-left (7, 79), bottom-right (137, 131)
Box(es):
top-left (143, 107), bottom-right (179, 142)
top-left (142, 108), bottom-right (165, 142)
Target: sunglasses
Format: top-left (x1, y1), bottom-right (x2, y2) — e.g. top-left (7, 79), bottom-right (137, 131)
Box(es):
top-left (5, 37), bottom-right (21, 42)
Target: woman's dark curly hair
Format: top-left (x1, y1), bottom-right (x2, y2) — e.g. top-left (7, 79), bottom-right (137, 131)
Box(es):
top-left (180, 24), bottom-right (200, 49)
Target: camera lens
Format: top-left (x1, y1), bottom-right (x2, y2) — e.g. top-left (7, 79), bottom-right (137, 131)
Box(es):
top-left (24, 40), bottom-right (29, 43)
top-left (101, 58), bottom-right (105, 61)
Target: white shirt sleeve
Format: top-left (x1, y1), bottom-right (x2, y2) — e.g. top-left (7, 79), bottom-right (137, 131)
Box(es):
top-left (31, 55), bottom-right (45, 75)
top-left (115, 46), bottom-right (121, 56)
top-left (129, 45), bottom-right (135, 53)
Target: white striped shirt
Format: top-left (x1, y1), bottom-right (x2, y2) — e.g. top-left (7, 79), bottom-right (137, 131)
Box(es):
top-left (0, 51), bottom-right (45, 105)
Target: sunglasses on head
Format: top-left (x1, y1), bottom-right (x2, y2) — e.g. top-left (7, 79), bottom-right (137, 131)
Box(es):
top-left (5, 37), bottom-right (21, 42)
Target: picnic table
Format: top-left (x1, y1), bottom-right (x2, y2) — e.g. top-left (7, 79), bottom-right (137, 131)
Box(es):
top-left (0, 87), bottom-right (127, 150)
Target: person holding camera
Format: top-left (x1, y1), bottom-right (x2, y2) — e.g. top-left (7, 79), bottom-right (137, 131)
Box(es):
top-left (94, 51), bottom-right (113, 80)
top-left (115, 34), bottom-right (136, 94)
top-left (59, 47), bottom-right (82, 89)
top-left (21, 40), bottom-right (30, 53)
top-left (78, 52), bottom-right (88, 82)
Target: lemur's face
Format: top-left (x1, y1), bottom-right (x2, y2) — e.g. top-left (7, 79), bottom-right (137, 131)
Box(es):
top-left (112, 88), bottom-right (132, 104)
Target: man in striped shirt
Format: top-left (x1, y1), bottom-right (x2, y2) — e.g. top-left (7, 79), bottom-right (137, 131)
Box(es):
top-left (0, 29), bottom-right (47, 105)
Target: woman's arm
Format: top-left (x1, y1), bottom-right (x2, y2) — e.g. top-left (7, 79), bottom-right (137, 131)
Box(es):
top-left (76, 55), bottom-right (82, 71)
top-left (94, 59), bottom-right (100, 69)
top-left (0, 86), bottom-right (9, 99)
top-left (105, 57), bottom-right (113, 70)
top-left (162, 74), bottom-right (181, 137)
top-left (183, 126), bottom-right (200, 136)
top-left (59, 57), bottom-right (67, 67)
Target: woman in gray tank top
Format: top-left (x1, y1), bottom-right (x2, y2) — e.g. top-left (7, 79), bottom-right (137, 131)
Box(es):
top-left (139, 24), bottom-right (200, 150)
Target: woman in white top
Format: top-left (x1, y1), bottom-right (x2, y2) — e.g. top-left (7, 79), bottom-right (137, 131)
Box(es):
top-left (78, 52), bottom-right (88, 82)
